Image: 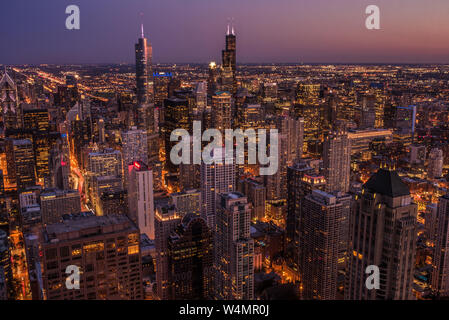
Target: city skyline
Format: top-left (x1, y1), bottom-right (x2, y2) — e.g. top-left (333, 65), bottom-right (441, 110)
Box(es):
top-left (1, 0), bottom-right (449, 65)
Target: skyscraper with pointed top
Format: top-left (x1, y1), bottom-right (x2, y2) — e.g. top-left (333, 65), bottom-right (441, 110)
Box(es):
top-left (220, 20), bottom-right (237, 95)
top-left (0, 68), bottom-right (22, 132)
top-left (135, 24), bottom-right (153, 106)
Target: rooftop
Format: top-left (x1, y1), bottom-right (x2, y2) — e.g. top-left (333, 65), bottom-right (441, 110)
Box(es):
top-left (364, 168), bottom-right (410, 197)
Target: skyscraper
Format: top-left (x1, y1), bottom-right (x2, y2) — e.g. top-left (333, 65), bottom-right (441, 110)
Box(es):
top-left (215, 192), bottom-right (254, 300)
top-left (211, 91), bottom-right (232, 135)
top-left (40, 189), bottom-right (81, 224)
top-left (167, 214), bottom-right (214, 299)
top-left (432, 194), bottom-right (449, 297)
top-left (323, 132), bottom-right (351, 194)
top-left (127, 161), bottom-right (155, 239)
top-left (346, 168), bottom-right (417, 300)
top-left (201, 148), bottom-right (235, 229)
top-left (220, 23), bottom-right (237, 95)
top-left (427, 148), bottom-right (443, 180)
top-left (121, 127), bottom-right (148, 167)
top-left (6, 139), bottom-right (36, 190)
top-left (40, 214), bottom-right (143, 300)
top-left (0, 69), bottom-right (22, 131)
top-left (300, 190), bottom-right (350, 300)
top-left (135, 24), bottom-right (153, 106)
top-left (155, 204), bottom-right (181, 300)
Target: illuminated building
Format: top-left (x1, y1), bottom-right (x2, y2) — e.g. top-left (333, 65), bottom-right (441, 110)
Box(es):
top-left (360, 94), bottom-right (376, 129)
top-left (23, 108), bottom-right (50, 132)
top-left (207, 62), bottom-right (218, 96)
top-left (6, 139), bottom-right (36, 190)
top-left (153, 72), bottom-right (172, 108)
top-left (170, 189), bottom-right (201, 217)
top-left (211, 91), bottom-right (232, 135)
top-left (40, 189), bottom-right (81, 224)
top-left (265, 199), bottom-right (286, 228)
top-left (347, 129), bottom-right (393, 155)
top-left (201, 148), bottom-right (235, 228)
top-left (0, 229), bottom-right (12, 299)
top-left (154, 204), bottom-right (181, 300)
top-left (33, 132), bottom-right (61, 182)
top-left (121, 127), bottom-right (148, 167)
top-left (323, 132), bottom-right (351, 194)
top-left (240, 178), bottom-right (266, 220)
top-left (300, 190), bottom-right (350, 300)
top-left (163, 97), bottom-right (190, 173)
top-left (215, 192), bottom-right (254, 300)
top-left (167, 214), bottom-right (213, 299)
top-left (346, 168), bottom-right (417, 300)
top-left (40, 214), bottom-right (143, 300)
top-left (127, 161), bottom-right (154, 240)
top-left (220, 23), bottom-right (237, 95)
top-left (0, 69), bottom-right (22, 131)
top-left (92, 175), bottom-right (123, 214)
top-left (135, 24), bottom-right (153, 105)
top-left (427, 148), bottom-right (443, 179)
top-left (99, 190), bottom-right (127, 216)
top-left (194, 81), bottom-right (207, 114)
top-left (432, 194), bottom-right (449, 297)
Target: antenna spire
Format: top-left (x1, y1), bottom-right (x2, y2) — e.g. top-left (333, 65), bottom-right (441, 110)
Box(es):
top-left (141, 24), bottom-right (144, 38)
top-left (226, 18), bottom-right (230, 35)
top-left (231, 17), bottom-right (235, 35)
top-left (139, 12), bottom-right (145, 38)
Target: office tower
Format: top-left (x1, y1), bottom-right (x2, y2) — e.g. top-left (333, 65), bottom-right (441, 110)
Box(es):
top-left (286, 161), bottom-right (315, 243)
top-left (201, 148), bottom-right (235, 229)
top-left (127, 161), bottom-right (154, 239)
top-left (395, 105), bottom-right (417, 134)
top-left (264, 132), bottom-right (288, 200)
top-left (323, 132), bottom-right (351, 194)
top-left (121, 127), bottom-right (148, 166)
top-left (0, 69), bottom-right (22, 131)
top-left (346, 168), bottom-right (418, 300)
top-left (427, 148), bottom-right (443, 179)
top-left (153, 71), bottom-right (173, 108)
top-left (40, 214), bottom-right (143, 300)
top-left (87, 149), bottom-right (123, 201)
top-left (170, 189), bottom-right (201, 217)
top-left (432, 194), bottom-right (449, 297)
top-left (215, 192), bottom-right (254, 300)
top-left (98, 190), bottom-right (128, 216)
top-left (167, 214), bottom-right (214, 299)
top-left (155, 204), bottom-right (181, 300)
top-left (207, 62), bottom-right (219, 96)
top-left (164, 97), bottom-right (190, 173)
top-left (23, 108), bottom-right (50, 132)
top-left (265, 199), bottom-right (287, 228)
top-left (40, 189), bottom-right (81, 224)
top-left (33, 132), bottom-right (61, 182)
top-left (0, 229), bottom-right (12, 299)
top-left (211, 91), bottom-right (232, 134)
top-left (6, 139), bottom-right (36, 190)
top-left (48, 143), bottom-right (70, 191)
top-left (19, 189), bottom-right (41, 229)
top-left (300, 190), bottom-right (350, 300)
top-left (92, 175), bottom-right (123, 214)
top-left (194, 81), bottom-right (207, 114)
top-left (360, 94), bottom-right (376, 129)
top-left (241, 178), bottom-right (266, 220)
top-left (135, 24), bottom-right (153, 105)
top-left (220, 23), bottom-right (237, 95)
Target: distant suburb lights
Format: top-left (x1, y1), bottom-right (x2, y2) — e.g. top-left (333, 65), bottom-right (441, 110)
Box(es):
top-left (64, 4), bottom-right (381, 31)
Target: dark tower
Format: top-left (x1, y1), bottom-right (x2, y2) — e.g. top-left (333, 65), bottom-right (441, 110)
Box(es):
top-left (221, 22), bottom-right (237, 95)
top-left (135, 24), bottom-right (153, 106)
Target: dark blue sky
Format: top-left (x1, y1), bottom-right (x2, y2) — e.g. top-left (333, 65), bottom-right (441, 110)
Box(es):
top-left (1, 0), bottom-right (449, 65)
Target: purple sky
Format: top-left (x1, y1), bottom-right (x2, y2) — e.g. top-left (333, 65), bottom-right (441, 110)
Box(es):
top-left (1, 0), bottom-right (449, 64)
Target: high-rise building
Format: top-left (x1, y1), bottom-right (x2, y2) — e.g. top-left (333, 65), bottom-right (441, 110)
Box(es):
top-left (121, 127), bottom-right (148, 167)
top-left (154, 204), bottom-right (181, 300)
top-left (40, 189), bottom-right (81, 224)
top-left (215, 192), bottom-right (254, 300)
top-left (346, 168), bottom-right (417, 300)
top-left (360, 94), bottom-right (376, 129)
top-left (431, 194), bottom-right (449, 297)
top-left (323, 132), bottom-right (351, 194)
top-left (427, 148), bottom-right (443, 179)
top-left (201, 148), bottom-right (235, 228)
top-left (170, 189), bottom-right (201, 217)
top-left (6, 139), bottom-right (36, 190)
top-left (211, 91), bottom-right (232, 135)
top-left (127, 161), bottom-right (154, 240)
top-left (0, 69), bottom-right (22, 131)
top-left (0, 229), bottom-right (12, 299)
top-left (220, 23), bottom-right (237, 95)
top-left (167, 214), bottom-right (214, 299)
top-left (135, 24), bottom-right (153, 106)
top-left (300, 190), bottom-right (350, 300)
top-left (40, 214), bottom-right (143, 300)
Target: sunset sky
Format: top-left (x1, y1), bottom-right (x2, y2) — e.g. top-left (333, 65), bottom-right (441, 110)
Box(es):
top-left (1, 0), bottom-right (449, 64)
